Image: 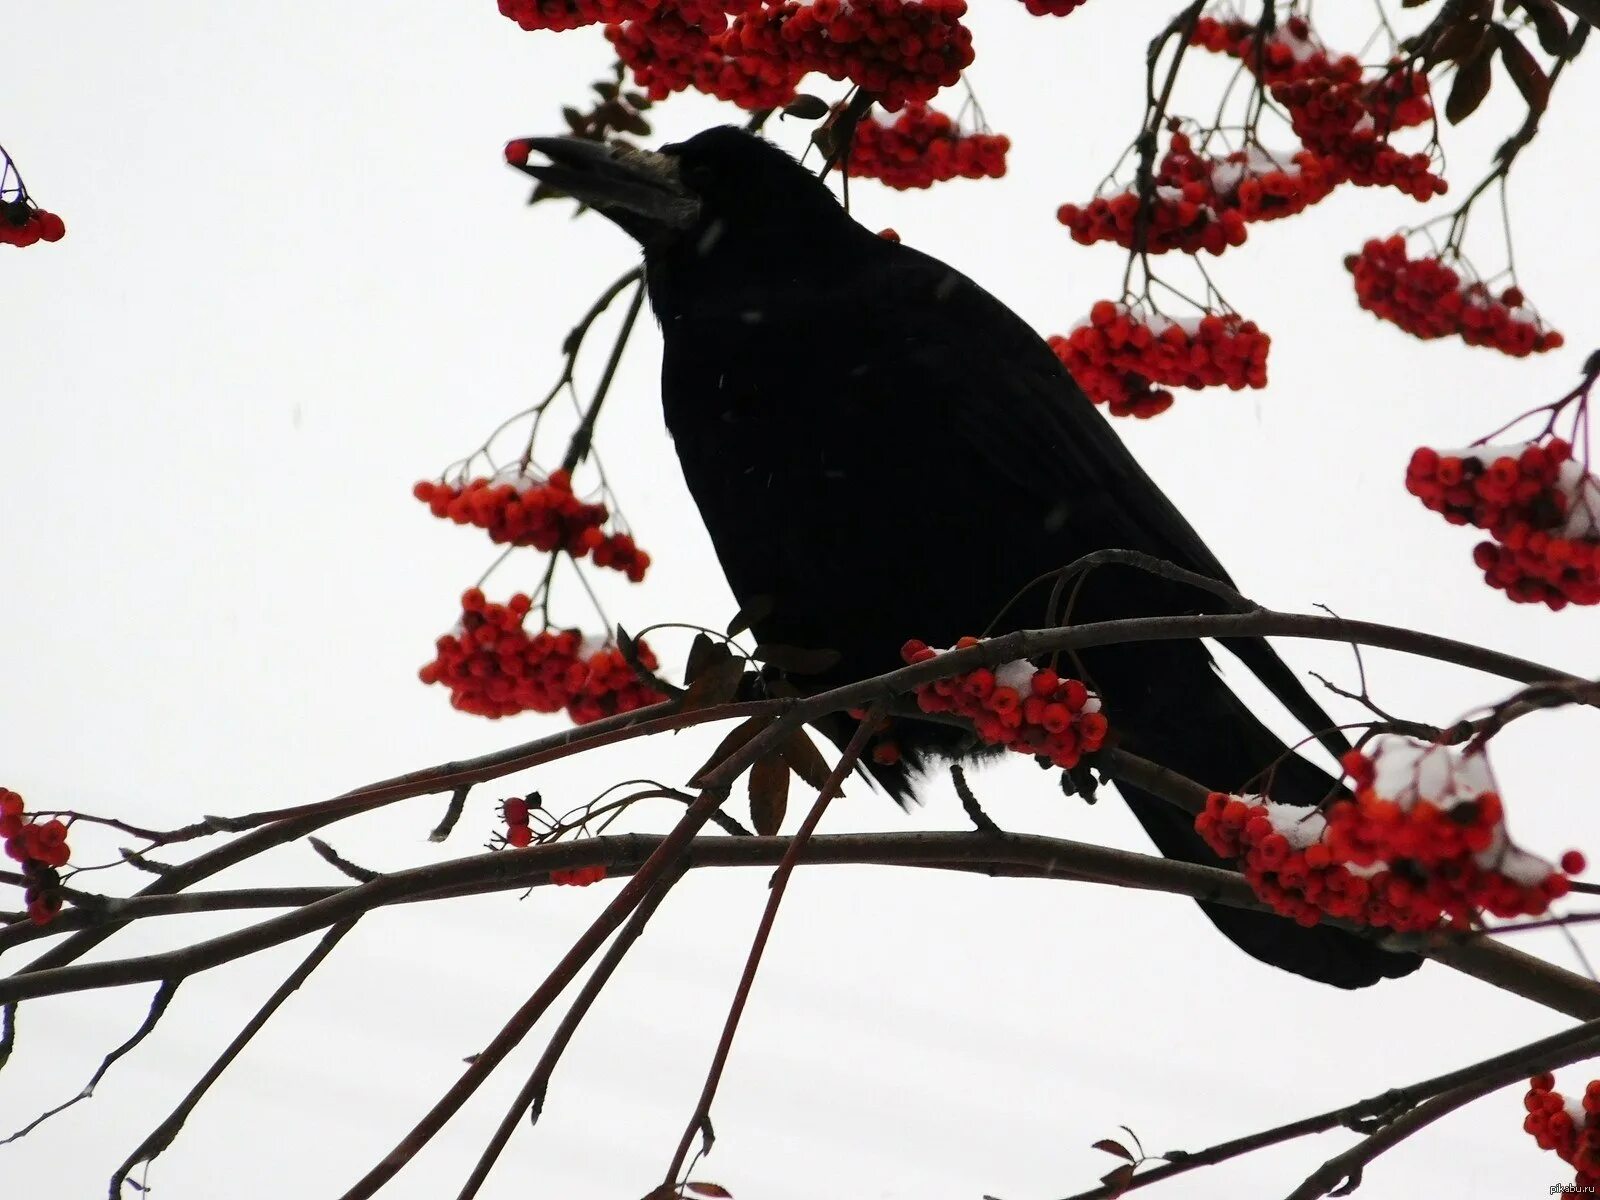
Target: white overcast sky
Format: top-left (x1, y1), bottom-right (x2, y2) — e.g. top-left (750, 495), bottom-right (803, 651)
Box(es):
top-left (4, 4), bottom-right (1600, 1198)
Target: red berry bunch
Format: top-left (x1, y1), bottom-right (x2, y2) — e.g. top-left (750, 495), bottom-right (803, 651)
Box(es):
top-left (1056, 180), bottom-right (1248, 258)
top-left (608, 15), bottom-right (803, 108)
top-left (498, 0), bottom-right (649, 32)
top-left (1190, 17), bottom-right (1434, 132)
top-left (419, 589), bottom-right (668, 721)
top-left (1019, 0), bottom-right (1088, 14)
top-left (1274, 76), bottom-right (1445, 200)
top-left (2, 789), bottom-right (70, 925)
top-left (1048, 300), bottom-right (1270, 419)
top-left (413, 470), bottom-right (651, 581)
top-left (0, 199), bottom-right (66, 248)
top-left (1197, 738), bottom-right (1581, 932)
top-left (899, 638), bottom-right (1109, 768)
top-left (501, 794), bottom-right (538, 848)
top-left (1190, 15), bottom-right (1441, 201)
top-left (727, 0), bottom-right (976, 112)
top-left (1190, 15), bottom-right (1357, 88)
top-left (1347, 238), bottom-right (1563, 357)
top-left (1058, 128), bottom-right (1340, 258)
top-left (843, 103), bottom-right (1009, 190)
top-left (550, 864), bottom-right (608, 886)
top-left (1525, 1073), bottom-right (1600, 1190)
top-left (1406, 440), bottom-right (1600, 608)
top-left (1160, 132), bottom-right (1336, 226)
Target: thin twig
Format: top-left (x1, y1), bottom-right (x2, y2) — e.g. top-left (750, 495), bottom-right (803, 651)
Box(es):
top-left (107, 919), bottom-right (358, 1198)
top-left (1, 980), bottom-right (180, 1145)
top-left (663, 705), bottom-right (885, 1185)
top-left (1057, 1014), bottom-right (1600, 1200)
top-left (453, 860), bottom-right (688, 1200)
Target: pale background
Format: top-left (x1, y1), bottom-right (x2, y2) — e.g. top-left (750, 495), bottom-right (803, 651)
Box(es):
top-left (3, 3), bottom-right (1599, 1197)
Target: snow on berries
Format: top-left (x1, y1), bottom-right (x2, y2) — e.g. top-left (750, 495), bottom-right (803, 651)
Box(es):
top-left (1347, 237), bottom-right (1563, 358)
top-left (843, 103), bottom-right (1009, 190)
top-left (1525, 1073), bottom-right (1600, 1191)
top-left (1190, 15), bottom-right (1443, 200)
top-left (413, 468), bottom-right (651, 581)
top-left (900, 638), bottom-right (1109, 768)
top-left (420, 588), bottom-right (668, 722)
top-left (1196, 737), bottom-right (1582, 933)
top-left (1, 788), bottom-right (70, 925)
top-left (1048, 300), bottom-right (1270, 418)
top-left (1406, 439), bottom-right (1599, 608)
top-left (1056, 130), bottom-right (1334, 257)
top-left (1056, 175), bottom-right (1248, 258)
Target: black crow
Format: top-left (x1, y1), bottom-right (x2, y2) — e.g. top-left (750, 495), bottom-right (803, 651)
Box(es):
top-left (522, 126), bottom-right (1419, 989)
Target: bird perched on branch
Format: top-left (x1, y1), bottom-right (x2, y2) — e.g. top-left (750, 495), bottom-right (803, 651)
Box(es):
top-left (520, 125), bottom-right (1418, 989)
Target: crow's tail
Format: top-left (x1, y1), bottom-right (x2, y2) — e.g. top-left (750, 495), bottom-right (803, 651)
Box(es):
top-left (1116, 668), bottom-right (1420, 989)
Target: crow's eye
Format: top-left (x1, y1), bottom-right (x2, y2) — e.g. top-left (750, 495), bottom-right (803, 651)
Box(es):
top-left (678, 160), bottom-right (716, 192)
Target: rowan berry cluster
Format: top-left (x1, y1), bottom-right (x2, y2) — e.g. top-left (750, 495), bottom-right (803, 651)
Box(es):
top-left (1055, 182), bottom-right (1248, 258)
top-left (899, 638), bottom-right (1109, 768)
top-left (420, 589), bottom-right (667, 721)
top-left (2, 789), bottom-right (70, 925)
top-left (500, 794), bottom-right (539, 847)
top-left (413, 470), bottom-right (651, 581)
top-left (726, 0), bottom-right (976, 112)
top-left (1406, 440), bottom-right (1600, 608)
top-left (0, 199), bottom-right (66, 248)
top-left (1189, 15), bottom-right (1443, 201)
top-left (1057, 127), bottom-right (1344, 257)
top-left (1196, 738), bottom-right (1581, 933)
top-left (1019, 0), bottom-right (1088, 15)
top-left (550, 864), bottom-right (609, 885)
top-left (1048, 300), bottom-right (1270, 418)
top-left (1161, 133), bottom-right (1335, 226)
top-left (497, 0), bottom-right (647, 32)
top-left (1525, 1072), bottom-right (1600, 1190)
top-left (608, 14), bottom-right (802, 108)
top-left (844, 103), bottom-right (1009, 190)
top-left (1347, 238), bottom-right (1563, 358)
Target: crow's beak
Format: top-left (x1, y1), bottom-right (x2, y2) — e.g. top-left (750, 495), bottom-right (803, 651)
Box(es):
top-left (517, 137), bottom-right (701, 234)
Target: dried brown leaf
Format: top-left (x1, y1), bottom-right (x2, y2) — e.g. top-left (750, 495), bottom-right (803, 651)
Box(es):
top-left (749, 754), bottom-right (790, 835)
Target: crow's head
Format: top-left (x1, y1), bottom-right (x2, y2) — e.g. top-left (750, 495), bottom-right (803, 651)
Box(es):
top-left (522, 126), bottom-right (871, 294)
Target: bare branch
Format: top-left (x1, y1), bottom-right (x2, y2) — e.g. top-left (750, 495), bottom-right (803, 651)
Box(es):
top-left (107, 918), bottom-right (358, 1198)
top-left (664, 706), bottom-right (883, 1185)
top-left (1, 980), bottom-right (179, 1145)
top-left (454, 860), bottom-right (687, 1200)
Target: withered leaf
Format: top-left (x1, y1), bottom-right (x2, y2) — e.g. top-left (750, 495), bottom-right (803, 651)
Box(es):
top-left (749, 754), bottom-right (790, 835)
top-left (684, 632), bottom-right (729, 684)
top-left (725, 593), bottom-right (774, 638)
top-left (689, 714), bottom-right (777, 788)
top-left (1445, 46), bottom-right (1495, 123)
top-left (1092, 1139), bottom-right (1135, 1162)
top-left (1514, 0), bottom-right (1571, 55)
top-left (1428, 18), bottom-right (1490, 67)
top-left (751, 642), bottom-right (842, 675)
top-left (1099, 1163), bottom-right (1136, 1197)
top-left (677, 656), bottom-right (745, 714)
top-left (685, 1186), bottom-right (733, 1200)
top-left (783, 94), bottom-right (831, 120)
top-left (1496, 26), bottom-right (1550, 112)
top-left (781, 729), bottom-right (833, 790)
